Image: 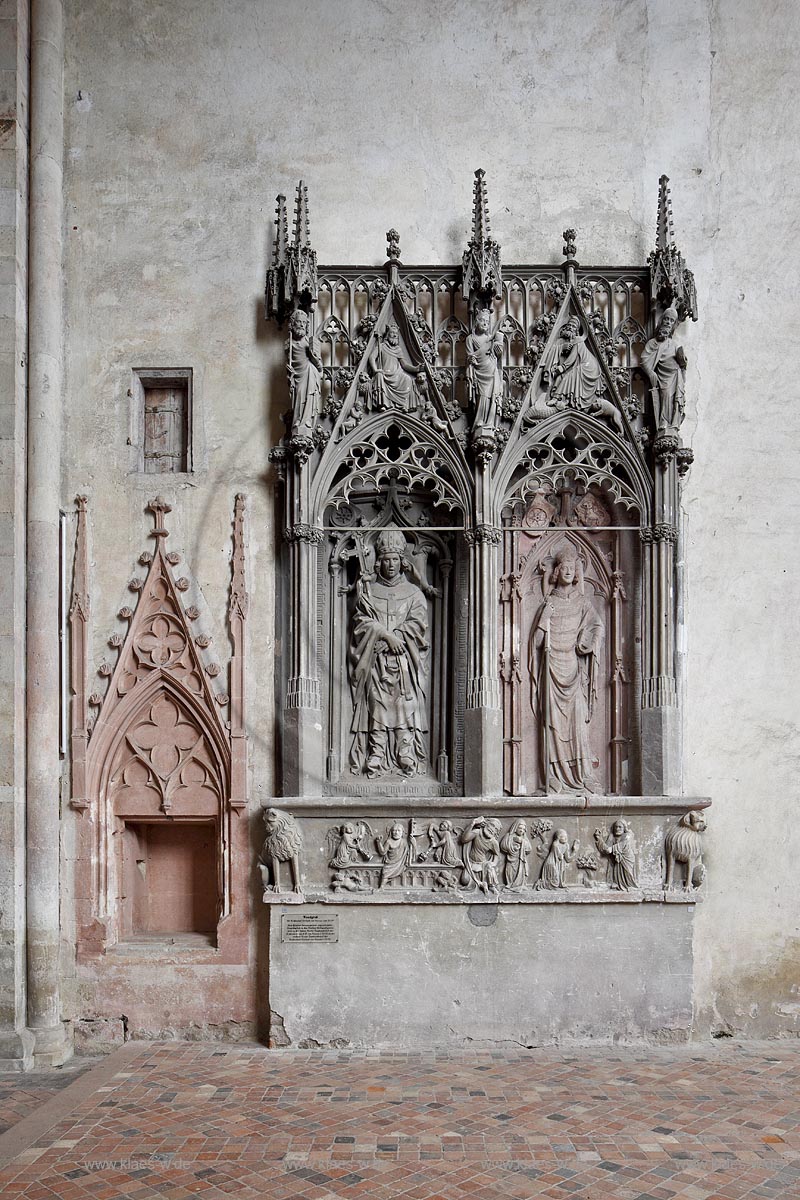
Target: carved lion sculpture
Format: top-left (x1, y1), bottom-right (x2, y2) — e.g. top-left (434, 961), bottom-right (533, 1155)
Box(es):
top-left (259, 807), bottom-right (303, 894)
top-left (664, 810), bottom-right (707, 891)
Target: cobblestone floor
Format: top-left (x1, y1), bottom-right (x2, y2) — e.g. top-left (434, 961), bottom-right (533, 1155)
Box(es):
top-left (0, 1041), bottom-right (798, 1198)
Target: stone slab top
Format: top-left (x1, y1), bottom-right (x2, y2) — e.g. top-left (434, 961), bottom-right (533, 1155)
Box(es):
top-left (260, 795), bottom-right (712, 813)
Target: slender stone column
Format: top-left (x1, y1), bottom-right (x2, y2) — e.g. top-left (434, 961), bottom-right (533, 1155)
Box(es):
top-left (26, 0), bottom-right (70, 1065)
top-left (464, 446), bottom-right (503, 794)
top-left (282, 451), bottom-right (324, 794)
top-left (640, 432), bottom-right (682, 796)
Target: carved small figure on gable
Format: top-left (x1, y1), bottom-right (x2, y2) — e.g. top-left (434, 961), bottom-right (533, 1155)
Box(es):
top-left (641, 306), bottom-right (686, 432)
top-left (348, 526), bottom-right (429, 779)
top-left (287, 309), bottom-right (323, 437)
top-left (461, 815), bottom-right (502, 895)
top-left (466, 308), bottom-right (504, 429)
top-left (533, 828), bottom-right (579, 890)
top-left (594, 819), bottom-right (638, 891)
top-left (259, 807), bottom-right (303, 895)
top-left (664, 810), bottom-right (707, 891)
top-left (368, 325), bottom-right (424, 413)
top-left (337, 394), bottom-right (367, 441)
top-left (529, 546), bottom-right (603, 793)
top-left (500, 818), bottom-right (533, 890)
top-left (542, 316), bottom-right (624, 433)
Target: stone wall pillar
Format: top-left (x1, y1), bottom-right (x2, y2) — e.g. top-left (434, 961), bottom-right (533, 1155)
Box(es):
top-left (0, 0), bottom-right (33, 1071)
top-left (25, 0), bottom-right (70, 1065)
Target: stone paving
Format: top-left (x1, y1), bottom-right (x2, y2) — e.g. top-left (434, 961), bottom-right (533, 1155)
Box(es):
top-left (0, 1057), bottom-right (99, 1135)
top-left (0, 1041), bottom-right (798, 1198)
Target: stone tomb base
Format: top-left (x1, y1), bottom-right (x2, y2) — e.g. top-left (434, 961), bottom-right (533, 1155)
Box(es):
top-left (267, 901), bottom-right (696, 1048)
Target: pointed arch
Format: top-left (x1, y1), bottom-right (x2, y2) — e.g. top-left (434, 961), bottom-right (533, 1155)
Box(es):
top-left (311, 409), bottom-right (472, 525)
top-left (494, 410), bottom-right (653, 526)
top-left (89, 667), bottom-right (230, 808)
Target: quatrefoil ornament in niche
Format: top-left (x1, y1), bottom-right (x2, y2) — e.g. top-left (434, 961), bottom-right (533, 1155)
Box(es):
top-left (129, 696), bottom-right (201, 781)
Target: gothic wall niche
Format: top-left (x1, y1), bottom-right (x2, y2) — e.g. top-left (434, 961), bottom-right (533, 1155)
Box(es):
top-left (500, 481), bottom-right (639, 796)
top-left (320, 475), bottom-right (466, 796)
top-left (70, 496), bottom-right (250, 960)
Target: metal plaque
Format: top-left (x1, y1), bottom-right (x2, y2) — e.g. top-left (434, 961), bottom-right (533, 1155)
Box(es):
top-left (281, 913), bottom-right (339, 944)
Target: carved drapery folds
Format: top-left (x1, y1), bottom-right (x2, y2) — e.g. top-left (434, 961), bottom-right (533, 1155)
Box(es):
top-left (267, 171), bottom-right (697, 800)
top-left (69, 496), bottom-right (249, 957)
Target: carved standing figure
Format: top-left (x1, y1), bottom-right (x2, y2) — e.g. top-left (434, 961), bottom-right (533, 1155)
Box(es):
top-left (461, 816), bottom-right (502, 895)
top-left (368, 325), bottom-right (424, 412)
top-left (376, 820), bottom-right (414, 887)
top-left (529, 546), bottom-right (604, 793)
top-left (533, 828), bottom-right (580, 890)
top-left (500, 819), bottom-right (533, 890)
top-left (287, 308), bottom-right (323, 436)
top-left (594, 820), bottom-right (638, 891)
top-left (349, 527), bottom-right (429, 778)
top-left (259, 808), bottom-right (303, 894)
top-left (641, 306), bottom-right (686, 431)
top-left (466, 308), bottom-right (504, 428)
top-left (543, 316), bottom-right (624, 433)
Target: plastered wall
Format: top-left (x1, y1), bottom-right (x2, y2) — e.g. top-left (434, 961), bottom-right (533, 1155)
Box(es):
top-left (60, 0), bottom-right (799, 1038)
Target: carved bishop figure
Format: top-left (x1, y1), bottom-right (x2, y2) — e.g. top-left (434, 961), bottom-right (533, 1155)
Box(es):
top-left (528, 546), bottom-right (603, 793)
top-left (348, 527), bottom-right (429, 778)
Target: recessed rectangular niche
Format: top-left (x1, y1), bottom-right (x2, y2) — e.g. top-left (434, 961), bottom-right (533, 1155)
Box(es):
top-left (133, 368), bottom-right (192, 473)
top-left (120, 821), bottom-right (217, 940)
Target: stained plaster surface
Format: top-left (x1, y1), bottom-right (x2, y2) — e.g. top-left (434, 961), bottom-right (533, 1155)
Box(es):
top-left (58, 0), bottom-right (800, 1039)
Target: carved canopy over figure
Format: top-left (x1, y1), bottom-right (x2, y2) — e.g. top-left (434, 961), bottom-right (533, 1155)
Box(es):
top-left (466, 308), bottom-right (504, 428)
top-left (368, 325), bottom-right (424, 413)
top-left (349, 527), bottom-right (429, 778)
top-left (287, 308), bottom-right (322, 436)
top-left (529, 546), bottom-right (604, 793)
top-left (641, 306), bottom-right (686, 431)
top-left (542, 316), bottom-right (624, 433)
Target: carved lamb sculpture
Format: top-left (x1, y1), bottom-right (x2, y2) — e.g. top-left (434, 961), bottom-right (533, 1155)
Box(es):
top-left (664, 810), bottom-right (707, 891)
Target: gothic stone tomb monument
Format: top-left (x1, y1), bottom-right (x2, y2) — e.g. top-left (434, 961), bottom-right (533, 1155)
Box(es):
top-left (256, 172), bottom-right (708, 1046)
top-left (70, 173), bottom-right (708, 1048)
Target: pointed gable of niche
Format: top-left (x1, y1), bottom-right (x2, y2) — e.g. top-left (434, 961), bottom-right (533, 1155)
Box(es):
top-left (328, 283), bottom-right (468, 468)
top-left (86, 496), bottom-right (231, 816)
top-left (506, 284), bottom-right (644, 463)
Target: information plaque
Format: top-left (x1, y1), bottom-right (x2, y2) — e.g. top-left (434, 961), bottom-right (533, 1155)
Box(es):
top-left (281, 913), bottom-right (339, 944)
